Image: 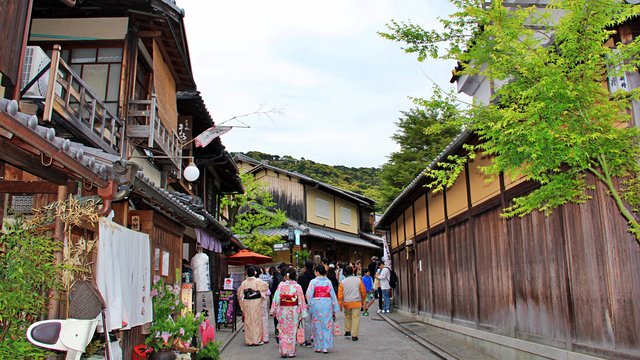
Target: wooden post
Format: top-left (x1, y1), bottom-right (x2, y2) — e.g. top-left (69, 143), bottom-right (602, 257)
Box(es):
top-left (48, 184), bottom-right (68, 319)
top-left (43, 45), bottom-right (61, 122)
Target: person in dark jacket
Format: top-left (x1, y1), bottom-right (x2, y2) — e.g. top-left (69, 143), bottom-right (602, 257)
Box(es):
top-left (269, 265), bottom-right (284, 342)
top-left (327, 266), bottom-right (339, 294)
top-left (297, 259), bottom-right (316, 347)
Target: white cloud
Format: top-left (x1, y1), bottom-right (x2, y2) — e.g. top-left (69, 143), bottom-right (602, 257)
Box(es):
top-left (180, 0), bottom-right (458, 167)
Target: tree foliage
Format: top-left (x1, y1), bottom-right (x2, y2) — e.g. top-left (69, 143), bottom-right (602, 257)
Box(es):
top-left (380, 0), bottom-right (640, 243)
top-left (379, 89), bottom-right (462, 209)
top-left (0, 216), bottom-right (62, 359)
top-left (244, 151), bottom-right (384, 211)
top-left (222, 173), bottom-right (287, 257)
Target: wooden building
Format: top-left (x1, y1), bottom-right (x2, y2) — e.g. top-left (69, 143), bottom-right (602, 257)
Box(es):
top-left (0, 1), bottom-right (242, 357)
top-left (375, 5), bottom-right (640, 360)
top-left (235, 154), bottom-right (382, 266)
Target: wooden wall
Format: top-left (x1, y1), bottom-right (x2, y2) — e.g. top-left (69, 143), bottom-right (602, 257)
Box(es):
top-left (389, 174), bottom-right (640, 359)
top-left (129, 210), bottom-right (184, 284)
top-left (152, 40), bottom-right (178, 132)
top-left (254, 168), bottom-right (305, 221)
top-left (0, 0), bottom-right (30, 89)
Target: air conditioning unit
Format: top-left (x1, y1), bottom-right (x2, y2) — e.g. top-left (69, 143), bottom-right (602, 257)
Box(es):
top-left (21, 46), bottom-right (51, 98)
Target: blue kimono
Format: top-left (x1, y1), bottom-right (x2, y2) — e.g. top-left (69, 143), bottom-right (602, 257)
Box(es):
top-left (305, 276), bottom-right (339, 351)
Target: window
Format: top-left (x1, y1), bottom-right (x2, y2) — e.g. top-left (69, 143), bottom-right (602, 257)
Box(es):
top-left (340, 206), bottom-right (352, 225)
top-left (50, 46), bottom-right (123, 117)
top-left (316, 198), bottom-right (330, 219)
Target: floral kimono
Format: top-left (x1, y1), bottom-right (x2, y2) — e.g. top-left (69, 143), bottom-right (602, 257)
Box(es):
top-left (305, 276), bottom-right (339, 351)
top-left (270, 280), bottom-right (308, 357)
top-left (238, 277), bottom-right (269, 345)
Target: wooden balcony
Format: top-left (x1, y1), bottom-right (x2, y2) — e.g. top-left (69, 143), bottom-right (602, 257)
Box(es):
top-left (38, 45), bottom-right (125, 156)
top-left (126, 97), bottom-right (182, 172)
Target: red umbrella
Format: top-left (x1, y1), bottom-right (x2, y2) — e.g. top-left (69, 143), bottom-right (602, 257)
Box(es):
top-left (227, 249), bottom-right (272, 265)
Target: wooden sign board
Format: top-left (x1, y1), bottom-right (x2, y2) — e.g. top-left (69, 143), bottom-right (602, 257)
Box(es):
top-left (177, 116), bottom-right (193, 150)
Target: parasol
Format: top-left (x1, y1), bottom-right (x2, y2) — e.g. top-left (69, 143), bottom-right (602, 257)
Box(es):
top-left (227, 249), bottom-right (272, 265)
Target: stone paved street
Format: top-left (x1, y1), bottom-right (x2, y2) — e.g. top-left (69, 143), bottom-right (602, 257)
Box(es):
top-left (220, 309), bottom-right (440, 360)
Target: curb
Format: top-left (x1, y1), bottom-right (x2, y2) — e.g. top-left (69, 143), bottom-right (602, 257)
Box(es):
top-left (379, 313), bottom-right (456, 360)
top-left (219, 321), bottom-right (244, 352)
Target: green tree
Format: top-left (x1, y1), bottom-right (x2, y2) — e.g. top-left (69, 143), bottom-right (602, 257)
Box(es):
top-left (380, 0), bottom-right (640, 243)
top-left (379, 90), bottom-right (461, 210)
top-left (222, 173), bottom-right (287, 257)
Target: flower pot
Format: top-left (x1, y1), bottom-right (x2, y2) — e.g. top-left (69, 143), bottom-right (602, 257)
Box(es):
top-left (150, 349), bottom-right (177, 360)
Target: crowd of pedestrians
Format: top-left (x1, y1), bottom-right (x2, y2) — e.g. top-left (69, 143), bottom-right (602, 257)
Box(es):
top-left (236, 256), bottom-right (395, 358)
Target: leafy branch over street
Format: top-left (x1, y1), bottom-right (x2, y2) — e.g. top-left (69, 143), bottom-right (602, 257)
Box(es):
top-left (380, 0), bottom-right (640, 243)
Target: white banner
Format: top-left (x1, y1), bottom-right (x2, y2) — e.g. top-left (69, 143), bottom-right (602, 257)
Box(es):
top-left (194, 126), bottom-right (232, 148)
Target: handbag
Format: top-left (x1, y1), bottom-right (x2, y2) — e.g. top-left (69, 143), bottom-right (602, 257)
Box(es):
top-left (333, 321), bottom-right (341, 336)
top-left (296, 320), bottom-right (305, 344)
top-left (243, 288), bottom-right (261, 300)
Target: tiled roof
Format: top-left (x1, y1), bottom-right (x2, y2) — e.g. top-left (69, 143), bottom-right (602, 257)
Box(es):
top-left (0, 98), bottom-right (115, 184)
top-left (376, 130), bottom-right (472, 228)
top-left (257, 218), bottom-right (381, 250)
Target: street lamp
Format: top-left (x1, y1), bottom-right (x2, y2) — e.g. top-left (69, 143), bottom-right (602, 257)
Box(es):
top-left (129, 155), bottom-right (200, 181)
top-left (183, 161), bottom-right (200, 182)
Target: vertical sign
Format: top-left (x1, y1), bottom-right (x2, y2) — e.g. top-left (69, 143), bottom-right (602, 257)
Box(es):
top-left (196, 291), bottom-right (215, 323)
top-left (216, 289), bottom-right (236, 331)
top-left (177, 115), bottom-right (193, 150)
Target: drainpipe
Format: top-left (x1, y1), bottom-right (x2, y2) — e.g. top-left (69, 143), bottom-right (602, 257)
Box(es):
top-left (97, 180), bottom-right (117, 217)
top-left (47, 185), bottom-right (68, 319)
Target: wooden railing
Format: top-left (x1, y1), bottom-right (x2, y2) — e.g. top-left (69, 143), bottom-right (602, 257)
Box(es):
top-left (126, 97), bottom-right (182, 172)
top-left (41, 45), bottom-right (124, 156)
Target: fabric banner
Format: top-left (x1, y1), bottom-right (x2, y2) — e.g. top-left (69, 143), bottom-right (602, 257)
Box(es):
top-left (194, 125), bottom-right (232, 148)
top-left (96, 218), bottom-right (152, 331)
top-left (196, 228), bottom-right (222, 253)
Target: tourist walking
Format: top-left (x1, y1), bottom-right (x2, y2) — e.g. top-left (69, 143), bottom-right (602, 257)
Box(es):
top-left (271, 267), bottom-right (308, 358)
top-left (376, 262), bottom-right (392, 313)
top-left (337, 265), bottom-right (366, 341)
top-left (327, 266), bottom-right (339, 294)
top-left (297, 260), bottom-right (316, 348)
top-left (237, 266), bottom-right (269, 346)
top-left (361, 268), bottom-right (375, 316)
top-left (270, 264), bottom-right (285, 342)
top-left (306, 265), bottom-right (339, 354)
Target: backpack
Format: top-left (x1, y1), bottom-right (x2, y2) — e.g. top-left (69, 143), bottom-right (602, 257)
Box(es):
top-left (389, 268), bottom-right (398, 289)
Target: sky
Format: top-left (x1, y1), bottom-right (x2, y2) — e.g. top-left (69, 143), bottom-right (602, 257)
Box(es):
top-left (180, 0), bottom-right (459, 168)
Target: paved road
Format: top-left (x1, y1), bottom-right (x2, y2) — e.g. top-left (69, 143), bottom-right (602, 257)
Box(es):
top-left (220, 310), bottom-right (440, 360)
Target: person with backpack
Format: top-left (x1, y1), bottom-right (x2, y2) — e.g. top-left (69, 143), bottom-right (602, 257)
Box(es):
top-left (375, 261), bottom-right (392, 313)
top-left (389, 266), bottom-right (398, 295)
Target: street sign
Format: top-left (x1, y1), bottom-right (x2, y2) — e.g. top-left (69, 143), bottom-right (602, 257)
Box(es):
top-left (294, 229), bottom-right (301, 246)
top-left (274, 243), bottom-right (290, 251)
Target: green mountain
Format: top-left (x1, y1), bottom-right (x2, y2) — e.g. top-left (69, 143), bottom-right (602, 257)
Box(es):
top-left (242, 151), bottom-right (384, 212)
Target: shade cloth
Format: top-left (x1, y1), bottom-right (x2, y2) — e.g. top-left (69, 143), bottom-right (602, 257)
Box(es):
top-left (96, 218), bottom-right (152, 331)
top-left (196, 228), bottom-right (222, 253)
top-left (227, 249), bottom-right (271, 265)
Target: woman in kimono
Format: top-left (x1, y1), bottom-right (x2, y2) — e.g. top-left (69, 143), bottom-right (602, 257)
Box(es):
top-left (306, 264), bottom-right (340, 354)
top-left (270, 267), bottom-right (308, 358)
top-left (237, 266), bottom-right (269, 346)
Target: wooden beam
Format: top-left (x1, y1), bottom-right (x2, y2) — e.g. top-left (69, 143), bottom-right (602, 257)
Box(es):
top-left (0, 180), bottom-right (59, 193)
top-left (137, 30), bottom-right (162, 38)
top-left (0, 138), bottom-right (70, 184)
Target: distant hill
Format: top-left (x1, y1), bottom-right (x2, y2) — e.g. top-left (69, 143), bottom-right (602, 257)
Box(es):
top-left (242, 151), bottom-right (384, 212)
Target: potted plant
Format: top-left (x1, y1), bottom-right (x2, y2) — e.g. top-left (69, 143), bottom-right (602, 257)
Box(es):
top-left (145, 277), bottom-right (203, 360)
top-left (195, 341), bottom-right (221, 360)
